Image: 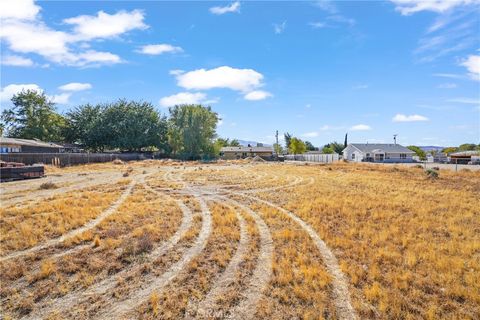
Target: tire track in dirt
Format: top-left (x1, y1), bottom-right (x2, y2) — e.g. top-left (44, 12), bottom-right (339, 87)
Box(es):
top-left (217, 197), bottom-right (273, 320)
top-left (234, 193), bottom-right (357, 320)
top-left (187, 198), bottom-right (250, 318)
top-left (93, 196), bottom-right (212, 320)
top-left (20, 185), bottom-right (193, 320)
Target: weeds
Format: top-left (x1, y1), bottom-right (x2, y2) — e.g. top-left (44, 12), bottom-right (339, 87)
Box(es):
top-left (38, 182), bottom-right (58, 190)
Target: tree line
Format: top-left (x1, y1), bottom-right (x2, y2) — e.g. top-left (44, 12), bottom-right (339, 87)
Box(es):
top-left (1, 90), bottom-right (219, 160)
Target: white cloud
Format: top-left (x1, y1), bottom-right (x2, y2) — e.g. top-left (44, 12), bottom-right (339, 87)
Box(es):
top-left (169, 69), bottom-right (184, 76)
top-left (313, 0), bottom-right (338, 13)
top-left (392, 114), bottom-right (429, 122)
top-left (302, 131), bottom-right (319, 138)
top-left (244, 90), bottom-right (272, 101)
top-left (273, 21), bottom-right (286, 34)
top-left (460, 54), bottom-right (480, 81)
top-left (320, 125), bottom-right (346, 131)
top-left (0, 0), bottom-right (40, 21)
top-left (447, 97), bottom-right (480, 104)
top-left (159, 92), bottom-right (207, 107)
top-left (1, 54), bottom-right (34, 67)
top-left (0, 83), bottom-right (42, 102)
top-left (64, 10), bottom-right (148, 41)
top-left (433, 73), bottom-right (464, 79)
top-left (137, 44), bottom-right (183, 55)
top-left (176, 66), bottom-right (264, 92)
top-left (58, 82), bottom-right (92, 91)
top-left (437, 82), bottom-right (457, 89)
top-left (390, 0), bottom-right (478, 15)
top-left (350, 124), bottom-right (372, 131)
top-left (309, 21), bottom-right (327, 29)
top-left (48, 93), bottom-right (71, 104)
top-left (209, 1), bottom-right (240, 15)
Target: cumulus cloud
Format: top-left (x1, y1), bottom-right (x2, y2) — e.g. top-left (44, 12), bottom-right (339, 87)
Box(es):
top-left (48, 92), bottom-right (71, 104)
top-left (244, 90), bottom-right (272, 101)
top-left (176, 66), bottom-right (264, 92)
top-left (159, 92), bottom-right (207, 107)
top-left (0, 2), bottom-right (145, 67)
top-left (1, 54), bottom-right (34, 67)
top-left (309, 21), bottom-right (327, 29)
top-left (0, 0), bottom-right (40, 21)
top-left (58, 82), bottom-right (92, 91)
top-left (137, 44), bottom-right (183, 55)
top-left (209, 1), bottom-right (240, 15)
top-left (390, 0), bottom-right (478, 15)
top-left (63, 10), bottom-right (147, 41)
top-left (0, 83), bottom-right (42, 102)
top-left (392, 114), bottom-right (429, 122)
top-left (350, 124), bottom-right (372, 131)
top-left (460, 54), bottom-right (480, 81)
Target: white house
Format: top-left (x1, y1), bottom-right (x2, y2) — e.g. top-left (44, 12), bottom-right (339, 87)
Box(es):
top-left (343, 143), bottom-right (416, 163)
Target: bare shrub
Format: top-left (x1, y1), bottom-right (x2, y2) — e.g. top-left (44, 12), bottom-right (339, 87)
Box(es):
top-left (123, 172), bottom-right (130, 177)
top-left (137, 232), bottom-right (154, 254)
top-left (38, 182), bottom-right (58, 190)
top-left (425, 168), bottom-right (439, 179)
top-left (112, 159), bottom-right (124, 165)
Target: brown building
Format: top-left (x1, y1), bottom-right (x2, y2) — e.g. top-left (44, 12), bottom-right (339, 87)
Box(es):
top-left (220, 146), bottom-right (274, 160)
top-left (0, 137), bottom-right (64, 153)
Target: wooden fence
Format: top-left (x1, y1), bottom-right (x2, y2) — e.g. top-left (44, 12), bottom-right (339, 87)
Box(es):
top-left (0, 153), bottom-right (150, 167)
top-left (284, 153), bottom-right (339, 163)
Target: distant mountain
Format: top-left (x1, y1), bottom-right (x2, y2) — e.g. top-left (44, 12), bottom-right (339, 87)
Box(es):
top-left (236, 139), bottom-right (271, 147)
top-left (419, 146), bottom-right (445, 152)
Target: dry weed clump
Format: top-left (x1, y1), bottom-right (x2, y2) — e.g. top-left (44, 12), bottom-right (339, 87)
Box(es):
top-left (38, 181), bottom-right (58, 190)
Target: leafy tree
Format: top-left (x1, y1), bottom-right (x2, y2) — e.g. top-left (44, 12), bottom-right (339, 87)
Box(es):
top-left (407, 145), bottom-right (426, 160)
top-left (64, 104), bottom-right (108, 151)
top-left (168, 104), bottom-right (219, 160)
top-left (344, 133), bottom-right (348, 148)
top-left (288, 137), bottom-right (306, 155)
top-left (304, 140), bottom-right (316, 151)
top-left (458, 143), bottom-right (479, 151)
top-left (284, 132), bottom-right (292, 150)
top-left (230, 139), bottom-right (240, 147)
top-left (273, 143), bottom-right (284, 155)
top-left (322, 146), bottom-right (335, 154)
top-left (442, 147), bottom-right (457, 154)
top-left (323, 141), bottom-right (344, 154)
top-left (1, 90), bottom-right (66, 141)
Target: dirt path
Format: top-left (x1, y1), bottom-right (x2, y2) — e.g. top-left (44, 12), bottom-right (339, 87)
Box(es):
top-left (236, 193), bottom-right (357, 320)
top-left (219, 197), bottom-right (273, 320)
top-left (188, 199), bottom-right (250, 318)
top-left (21, 186), bottom-right (193, 320)
top-left (1, 175), bottom-right (141, 262)
top-left (0, 171), bottom-right (125, 208)
top-left (93, 196), bottom-right (212, 320)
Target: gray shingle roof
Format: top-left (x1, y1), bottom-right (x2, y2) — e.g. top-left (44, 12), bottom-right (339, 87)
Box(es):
top-left (220, 146), bottom-right (274, 153)
top-left (348, 143), bottom-right (415, 154)
top-left (0, 137), bottom-right (63, 149)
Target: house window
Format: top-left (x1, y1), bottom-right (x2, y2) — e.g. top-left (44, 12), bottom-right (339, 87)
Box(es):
top-left (400, 153), bottom-right (407, 159)
top-left (352, 153), bottom-right (355, 160)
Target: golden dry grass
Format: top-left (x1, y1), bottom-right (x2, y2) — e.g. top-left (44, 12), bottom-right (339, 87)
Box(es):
top-left (0, 161), bottom-right (478, 319)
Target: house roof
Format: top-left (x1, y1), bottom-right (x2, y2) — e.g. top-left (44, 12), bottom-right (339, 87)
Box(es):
top-left (0, 137), bottom-right (64, 149)
top-left (347, 143), bottom-right (415, 154)
top-left (220, 146), bottom-right (274, 153)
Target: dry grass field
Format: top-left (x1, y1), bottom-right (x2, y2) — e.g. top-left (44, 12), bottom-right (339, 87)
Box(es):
top-left (1, 160), bottom-right (479, 319)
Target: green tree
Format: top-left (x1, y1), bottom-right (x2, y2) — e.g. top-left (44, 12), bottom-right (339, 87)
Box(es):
top-left (322, 146), bottom-right (335, 154)
top-left (1, 90), bottom-right (66, 141)
top-left (323, 141), bottom-right (344, 154)
top-left (273, 143), bottom-right (284, 155)
top-left (344, 133), bottom-right (348, 148)
top-left (168, 104), bottom-right (219, 160)
top-left (64, 104), bottom-right (108, 151)
top-left (288, 137), bottom-right (307, 155)
top-left (458, 143), bottom-right (479, 151)
top-left (304, 141), bottom-right (316, 151)
top-left (407, 145), bottom-right (426, 160)
top-left (442, 147), bottom-right (457, 154)
top-left (284, 132), bottom-right (292, 150)
top-left (230, 139), bottom-right (240, 147)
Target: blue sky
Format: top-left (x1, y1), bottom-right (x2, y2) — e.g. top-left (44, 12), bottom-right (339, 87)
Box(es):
top-left (1, 0), bottom-right (479, 147)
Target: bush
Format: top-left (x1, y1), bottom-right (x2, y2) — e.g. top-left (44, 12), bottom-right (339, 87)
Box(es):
top-left (425, 169), bottom-right (439, 179)
top-left (112, 159), bottom-right (124, 165)
top-left (432, 167), bottom-right (440, 171)
top-left (39, 182), bottom-right (58, 190)
top-left (414, 164), bottom-right (423, 169)
top-left (137, 233), bottom-right (153, 254)
top-left (123, 172), bottom-right (130, 177)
